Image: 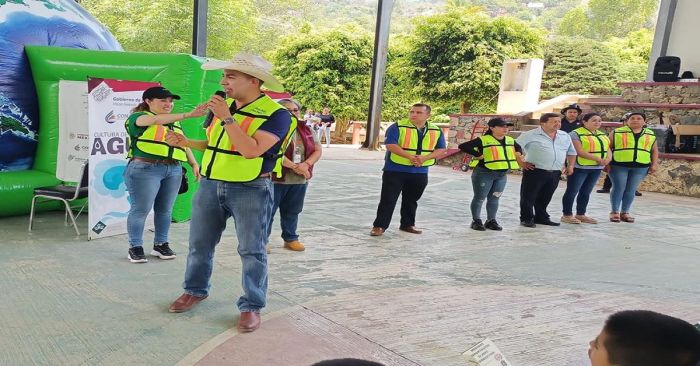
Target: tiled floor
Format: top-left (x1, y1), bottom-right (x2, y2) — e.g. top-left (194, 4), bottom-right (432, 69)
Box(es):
top-left (1, 145), bottom-right (698, 366)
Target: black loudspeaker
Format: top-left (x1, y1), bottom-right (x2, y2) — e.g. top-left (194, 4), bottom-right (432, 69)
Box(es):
top-left (653, 56), bottom-right (681, 82)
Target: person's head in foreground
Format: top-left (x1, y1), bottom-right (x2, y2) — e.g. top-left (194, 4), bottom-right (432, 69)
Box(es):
top-left (311, 358), bottom-right (385, 366)
top-left (589, 310), bottom-right (700, 366)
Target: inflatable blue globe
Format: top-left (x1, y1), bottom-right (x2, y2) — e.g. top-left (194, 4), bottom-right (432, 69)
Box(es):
top-left (0, 0), bottom-right (121, 171)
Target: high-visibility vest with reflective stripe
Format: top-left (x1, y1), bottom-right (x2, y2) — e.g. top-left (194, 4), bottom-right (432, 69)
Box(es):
top-left (272, 114), bottom-right (299, 178)
top-left (201, 95), bottom-right (291, 182)
top-left (468, 135), bottom-right (519, 170)
top-left (573, 127), bottom-right (610, 166)
top-left (125, 111), bottom-right (187, 161)
top-left (389, 119), bottom-right (442, 167)
top-left (612, 126), bottom-right (656, 164)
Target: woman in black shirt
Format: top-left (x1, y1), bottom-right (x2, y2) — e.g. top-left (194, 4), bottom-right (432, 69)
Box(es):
top-left (458, 118), bottom-right (523, 231)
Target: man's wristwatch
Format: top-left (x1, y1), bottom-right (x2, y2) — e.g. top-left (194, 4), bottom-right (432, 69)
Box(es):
top-left (221, 117), bottom-right (235, 126)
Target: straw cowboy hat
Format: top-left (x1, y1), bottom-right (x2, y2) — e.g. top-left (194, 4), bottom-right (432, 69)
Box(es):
top-left (201, 53), bottom-right (284, 92)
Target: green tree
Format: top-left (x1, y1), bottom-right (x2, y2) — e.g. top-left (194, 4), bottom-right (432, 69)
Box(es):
top-left (405, 9), bottom-right (544, 112)
top-left (556, 6), bottom-right (590, 38)
top-left (605, 29), bottom-right (654, 82)
top-left (557, 0), bottom-right (658, 40)
top-left (272, 26), bottom-right (373, 138)
top-left (80, 0), bottom-right (306, 59)
top-left (588, 0), bottom-right (658, 39)
top-left (382, 35), bottom-right (420, 122)
top-left (541, 37), bottom-right (620, 99)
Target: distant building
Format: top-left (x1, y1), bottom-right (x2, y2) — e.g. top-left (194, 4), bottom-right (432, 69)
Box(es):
top-left (527, 2), bottom-right (545, 8)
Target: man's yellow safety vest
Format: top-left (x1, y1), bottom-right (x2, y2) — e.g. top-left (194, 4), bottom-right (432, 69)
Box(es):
top-left (468, 135), bottom-right (519, 170)
top-left (573, 127), bottom-right (610, 166)
top-left (389, 119), bottom-right (442, 167)
top-left (126, 111), bottom-right (187, 161)
top-left (272, 114), bottom-right (299, 177)
top-left (201, 95), bottom-right (294, 182)
top-left (612, 126), bottom-right (656, 164)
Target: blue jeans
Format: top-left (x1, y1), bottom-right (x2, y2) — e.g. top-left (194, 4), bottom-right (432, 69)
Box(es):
top-left (268, 183), bottom-right (308, 242)
top-left (470, 167), bottom-right (508, 221)
top-left (123, 160), bottom-right (182, 247)
top-left (183, 177), bottom-right (273, 312)
top-left (561, 168), bottom-right (602, 215)
top-left (608, 166), bottom-right (648, 213)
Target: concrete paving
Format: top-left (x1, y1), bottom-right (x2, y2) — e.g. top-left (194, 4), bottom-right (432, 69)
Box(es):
top-left (1, 144), bottom-right (699, 366)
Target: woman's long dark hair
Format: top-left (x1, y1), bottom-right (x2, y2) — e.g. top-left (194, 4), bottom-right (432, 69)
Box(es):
top-left (131, 101), bottom-right (150, 113)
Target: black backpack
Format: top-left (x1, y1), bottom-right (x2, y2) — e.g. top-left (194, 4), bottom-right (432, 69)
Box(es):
top-left (653, 56), bottom-right (681, 82)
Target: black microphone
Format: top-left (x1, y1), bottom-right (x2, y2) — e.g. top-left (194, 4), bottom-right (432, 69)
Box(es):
top-left (203, 90), bottom-right (227, 128)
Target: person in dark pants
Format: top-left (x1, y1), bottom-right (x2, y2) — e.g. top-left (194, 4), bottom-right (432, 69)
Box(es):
top-left (516, 113), bottom-right (577, 227)
top-left (267, 98), bottom-right (322, 252)
top-left (560, 103), bottom-right (582, 133)
top-left (370, 103), bottom-right (446, 236)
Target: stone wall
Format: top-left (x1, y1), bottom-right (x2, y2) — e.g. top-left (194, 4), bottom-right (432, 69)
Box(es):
top-left (447, 114), bottom-right (521, 147)
top-left (638, 157), bottom-right (700, 197)
top-left (620, 82), bottom-right (700, 104)
top-left (440, 114), bottom-right (522, 169)
top-left (592, 105), bottom-right (700, 126)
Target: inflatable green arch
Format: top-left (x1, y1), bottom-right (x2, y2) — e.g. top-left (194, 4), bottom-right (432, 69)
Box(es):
top-left (0, 46), bottom-right (222, 221)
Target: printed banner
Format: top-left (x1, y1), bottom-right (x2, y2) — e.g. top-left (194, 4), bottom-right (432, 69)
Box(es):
top-left (87, 78), bottom-right (159, 240)
top-left (57, 80), bottom-right (90, 181)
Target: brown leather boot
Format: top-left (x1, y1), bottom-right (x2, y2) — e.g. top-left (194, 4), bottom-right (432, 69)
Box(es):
top-left (237, 311), bottom-right (261, 332)
top-left (399, 225), bottom-right (422, 234)
top-left (168, 293), bottom-right (207, 313)
top-left (369, 227), bottom-right (385, 236)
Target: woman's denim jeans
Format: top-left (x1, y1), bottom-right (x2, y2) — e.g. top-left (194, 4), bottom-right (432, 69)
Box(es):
top-left (123, 160), bottom-right (182, 247)
top-left (470, 167), bottom-right (508, 221)
top-left (608, 165), bottom-right (648, 213)
top-left (561, 168), bottom-right (602, 216)
top-left (268, 183), bottom-right (308, 242)
top-left (183, 177), bottom-right (273, 312)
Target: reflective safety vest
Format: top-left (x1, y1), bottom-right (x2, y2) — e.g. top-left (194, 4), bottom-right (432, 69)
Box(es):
top-left (126, 111), bottom-right (187, 161)
top-left (272, 114), bottom-right (299, 177)
top-left (573, 127), bottom-right (610, 166)
top-left (468, 135), bottom-right (519, 170)
top-left (201, 95), bottom-right (294, 182)
top-left (389, 119), bottom-right (442, 167)
top-left (612, 126), bottom-right (656, 164)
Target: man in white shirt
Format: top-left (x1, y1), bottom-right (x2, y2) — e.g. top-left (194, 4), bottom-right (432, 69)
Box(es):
top-left (516, 113), bottom-right (577, 228)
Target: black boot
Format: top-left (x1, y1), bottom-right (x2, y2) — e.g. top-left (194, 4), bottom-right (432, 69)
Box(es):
top-left (470, 219), bottom-right (486, 231)
top-left (484, 219), bottom-right (503, 231)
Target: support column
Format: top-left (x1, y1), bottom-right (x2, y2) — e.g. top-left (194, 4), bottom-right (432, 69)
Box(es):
top-left (192, 0), bottom-right (208, 56)
top-left (363, 0), bottom-right (394, 150)
top-left (647, 0), bottom-right (677, 81)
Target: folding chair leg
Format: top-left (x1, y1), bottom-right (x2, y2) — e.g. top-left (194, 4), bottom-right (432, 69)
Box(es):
top-left (28, 196), bottom-right (38, 232)
top-left (65, 207), bottom-right (69, 226)
top-left (62, 200), bottom-right (80, 236)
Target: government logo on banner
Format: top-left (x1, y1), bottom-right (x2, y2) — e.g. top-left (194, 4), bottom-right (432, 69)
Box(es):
top-left (87, 78), bottom-right (159, 240)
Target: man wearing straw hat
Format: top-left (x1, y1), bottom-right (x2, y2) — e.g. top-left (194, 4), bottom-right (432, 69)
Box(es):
top-left (164, 53), bottom-right (293, 333)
